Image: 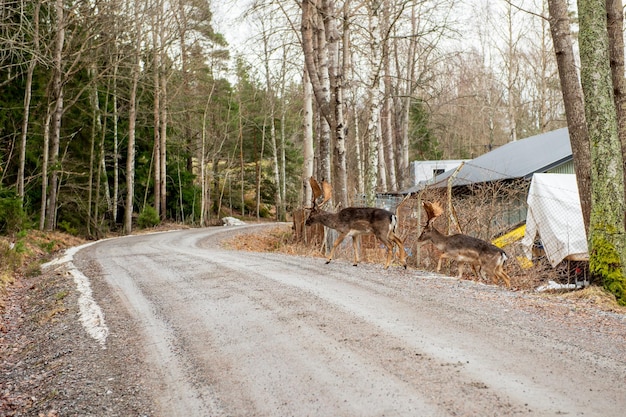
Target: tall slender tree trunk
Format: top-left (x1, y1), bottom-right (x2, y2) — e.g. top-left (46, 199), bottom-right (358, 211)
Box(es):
top-left (152, 5), bottom-right (162, 218)
top-left (201, 85), bottom-right (215, 226)
top-left (303, 68), bottom-right (315, 206)
top-left (87, 66), bottom-right (101, 236)
top-left (396, 1), bottom-right (417, 190)
top-left (159, 66), bottom-right (167, 219)
top-left (39, 107), bottom-right (51, 231)
top-left (112, 59), bottom-right (120, 224)
top-left (97, 84), bottom-right (112, 233)
top-left (125, 0), bottom-right (142, 234)
top-left (606, 0), bottom-right (626, 194)
top-left (328, 3), bottom-right (348, 207)
top-left (46, 0), bottom-right (66, 231)
top-left (381, 0), bottom-right (397, 192)
top-left (261, 23), bottom-right (283, 220)
top-left (302, 0), bottom-right (333, 190)
top-left (18, 1), bottom-right (40, 201)
top-left (365, 0), bottom-right (383, 203)
top-left (505, 1), bottom-right (518, 142)
top-left (547, 0), bottom-right (592, 230)
top-left (577, 0), bottom-right (626, 305)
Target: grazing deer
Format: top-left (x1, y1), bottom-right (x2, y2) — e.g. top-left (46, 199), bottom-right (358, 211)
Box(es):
top-left (305, 178), bottom-right (407, 269)
top-left (418, 201), bottom-right (511, 287)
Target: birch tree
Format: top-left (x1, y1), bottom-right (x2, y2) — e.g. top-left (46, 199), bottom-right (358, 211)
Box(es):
top-left (125, 0), bottom-right (144, 234)
top-left (301, 0), bottom-right (348, 206)
top-left (44, 0), bottom-right (66, 231)
top-left (364, 0), bottom-right (383, 203)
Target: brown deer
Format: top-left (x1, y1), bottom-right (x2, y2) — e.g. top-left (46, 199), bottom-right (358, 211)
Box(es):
top-left (305, 178), bottom-right (407, 269)
top-left (418, 201), bottom-right (511, 287)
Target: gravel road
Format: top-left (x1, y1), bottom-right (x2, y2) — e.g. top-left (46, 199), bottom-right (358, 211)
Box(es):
top-left (3, 223), bottom-right (626, 416)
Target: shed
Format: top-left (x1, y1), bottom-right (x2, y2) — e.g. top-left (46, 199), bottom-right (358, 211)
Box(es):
top-left (401, 128), bottom-right (573, 193)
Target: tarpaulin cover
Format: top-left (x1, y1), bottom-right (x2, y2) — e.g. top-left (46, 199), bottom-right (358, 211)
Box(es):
top-left (521, 173), bottom-right (588, 267)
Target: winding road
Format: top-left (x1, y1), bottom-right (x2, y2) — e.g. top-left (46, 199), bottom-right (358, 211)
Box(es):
top-left (71, 224), bottom-right (626, 417)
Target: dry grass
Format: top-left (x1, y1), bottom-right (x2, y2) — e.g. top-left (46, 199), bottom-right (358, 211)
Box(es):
top-left (0, 230), bottom-right (87, 312)
top-left (3, 222), bottom-right (624, 315)
top-left (226, 223), bottom-right (626, 314)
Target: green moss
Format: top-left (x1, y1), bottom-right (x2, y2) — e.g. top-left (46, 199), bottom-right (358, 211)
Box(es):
top-left (589, 234), bottom-right (626, 306)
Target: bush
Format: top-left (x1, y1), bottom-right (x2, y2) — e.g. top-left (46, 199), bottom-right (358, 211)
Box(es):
top-left (138, 206), bottom-right (160, 229)
top-left (0, 189), bottom-right (26, 235)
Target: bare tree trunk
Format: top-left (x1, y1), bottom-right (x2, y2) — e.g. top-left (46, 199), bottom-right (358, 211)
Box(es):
top-left (261, 22), bottom-right (284, 221)
top-left (201, 84), bottom-right (215, 226)
top-left (152, 3), bottom-right (161, 218)
top-left (39, 106), bottom-right (51, 231)
top-left (301, 0), bottom-right (333, 192)
top-left (238, 93), bottom-right (245, 217)
top-left (395, 1), bottom-right (416, 190)
top-left (547, 0), bottom-right (592, 231)
top-left (353, 105), bottom-right (364, 196)
top-left (46, 0), bottom-right (66, 231)
top-left (87, 65), bottom-right (101, 236)
top-left (160, 65), bottom-right (167, 219)
top-left (381, 0), bottom-right (397, 192)
top-left (125, 0), bottom-right (142, 234)
top-left (365, 0), bottom-right (383, 203)
top-left (505, 1), bottom-right (518, 142)
top-left (279, 50), bottom-right (288, 217)
top-left (18, 0), bottom-right (40, 201)
top-left (112, 58), bottom-right (120, 224)
top-left (303, 68), bottom-right (315, 206)
top-left (328, 3), bottom-right (348, 207)
top-left (97, 85), bottom-right (112, 232)
top-left (606, 0), bottom-right (626, 193)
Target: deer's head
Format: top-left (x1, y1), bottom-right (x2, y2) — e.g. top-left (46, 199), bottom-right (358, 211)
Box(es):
top-left (417, 201), bottom-right (444, 242)
top-left (305, 177), bottom-right (332, 226)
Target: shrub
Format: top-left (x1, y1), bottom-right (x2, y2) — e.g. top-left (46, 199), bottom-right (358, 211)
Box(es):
top-left (0, 189), bottom-right (26, 235)
top-left (138, 206), bottom-right (160, 229)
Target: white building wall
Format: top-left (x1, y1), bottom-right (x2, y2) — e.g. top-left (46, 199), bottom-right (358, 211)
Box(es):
top-left (411, 160), bottom-right (468, 186)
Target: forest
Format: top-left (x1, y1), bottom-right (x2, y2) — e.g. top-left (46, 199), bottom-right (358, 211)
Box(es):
top-left (1, 0), bottom-right (625, 302)
top-left (0, 0), bottom-right (567, 235)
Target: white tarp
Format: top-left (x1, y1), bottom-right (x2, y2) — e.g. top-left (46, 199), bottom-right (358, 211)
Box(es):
top-left (521, 173), bottom-right (588, 267)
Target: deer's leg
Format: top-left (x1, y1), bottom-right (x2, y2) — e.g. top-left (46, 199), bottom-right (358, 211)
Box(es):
top-left (457, 262), bottom-right (464, 279)
top-left (383, 242), bottom-right (394, 269)
top-left (436, 254), bottom-right (445, 272)
top-left (351, 234), bottom-right (361, 266)
top-left (496, 267), bottom-right (511, 288)
top-left (327, 232), bottom-right (348, 264)
top-left (471, 263), bottom-right (480, 278)
top-left (374, 234), bottom-right (393, 269)
top-left (389, 233), bottom-right (408, 269)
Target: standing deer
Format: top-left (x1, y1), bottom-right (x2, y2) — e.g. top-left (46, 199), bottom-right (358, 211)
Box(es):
top-left (418, 201), bottom-right (511, 287)
top-left (305, 178), bottom-right (407, 269)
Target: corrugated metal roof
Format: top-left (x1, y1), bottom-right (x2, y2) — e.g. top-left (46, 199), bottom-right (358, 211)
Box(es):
top-left (403, 128), bottom-right (572, 193)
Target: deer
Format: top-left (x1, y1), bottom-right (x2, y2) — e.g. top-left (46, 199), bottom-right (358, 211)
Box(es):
top-left (417, 201), bottom-right (511, 288)
top-left (305, 178), bottom-right (407, 269)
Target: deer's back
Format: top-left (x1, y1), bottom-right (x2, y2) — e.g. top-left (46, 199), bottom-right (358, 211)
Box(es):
top-left (337, 207), bottom-right (394, 223)
top-left (433, 233), bottom-right (505, 259)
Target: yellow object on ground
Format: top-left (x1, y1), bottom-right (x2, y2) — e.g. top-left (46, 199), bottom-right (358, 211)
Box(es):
top-left (491, 224), bottom-right (534, 269)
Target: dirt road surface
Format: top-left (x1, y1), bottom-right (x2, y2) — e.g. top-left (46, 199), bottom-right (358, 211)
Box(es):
top-left (4, 224), bottom-right (626, 416)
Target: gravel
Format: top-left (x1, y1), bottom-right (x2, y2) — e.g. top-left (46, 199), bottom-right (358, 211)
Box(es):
top-left (1, 224), bottom-right (625, 416)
